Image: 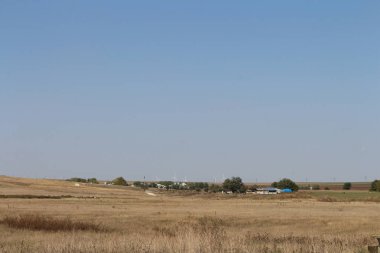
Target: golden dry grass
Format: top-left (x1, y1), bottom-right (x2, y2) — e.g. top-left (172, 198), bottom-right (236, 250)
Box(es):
top-left (0, 176), bottom-right (379, 253)
top-left (1, 214), bottom-right (103, 232)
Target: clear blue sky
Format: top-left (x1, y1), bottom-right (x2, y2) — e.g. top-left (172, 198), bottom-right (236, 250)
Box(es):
top-left (1, 1), bottom-right (379, 182)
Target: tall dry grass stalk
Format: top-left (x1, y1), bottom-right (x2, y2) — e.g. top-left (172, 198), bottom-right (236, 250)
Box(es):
top-left (0, 216), bottom-right (372, 253)
top-left (1, 214), bottom-right (103, 232)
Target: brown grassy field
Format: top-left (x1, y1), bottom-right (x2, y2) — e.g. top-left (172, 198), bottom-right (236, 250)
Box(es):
top-left (0, 176), bottom-right (379, 253)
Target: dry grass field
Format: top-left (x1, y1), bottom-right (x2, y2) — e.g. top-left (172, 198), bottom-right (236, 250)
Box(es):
top-left (0, 176), bottom-right (379, 253)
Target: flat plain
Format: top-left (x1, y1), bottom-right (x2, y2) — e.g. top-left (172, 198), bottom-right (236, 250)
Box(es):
top-left (0, 176), bottom-right (379, 253)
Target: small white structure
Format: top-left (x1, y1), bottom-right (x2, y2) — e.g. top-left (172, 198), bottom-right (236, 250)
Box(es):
top-left (256, 187), bottom-right (281, 195)
top-left (156, 184), bottom-right (166, 189)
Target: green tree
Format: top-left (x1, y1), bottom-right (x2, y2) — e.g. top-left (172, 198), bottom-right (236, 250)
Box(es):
top-left (271, 182), bottom-right (278, 188)
top-left (66, 178), bottom-right (87, 183)
top-left (133, 181), bottom-right (143, 187)
top-left (223, 177), bottom-right (246, 193)
top-left (273, 178), bottom-right (299, 192)
top-left (370, 180), bottom-right (380, 192)
top-left (343, 182), bottom-right (352, 190)
top-left (112, 177), bottom-right (128, 186)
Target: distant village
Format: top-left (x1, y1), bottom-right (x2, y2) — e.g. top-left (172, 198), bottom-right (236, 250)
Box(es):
top-left (67, 176), bottom-right (380, 194)
top-left (67, 176), bottom-right (380, 193)
top-left (67, 176), bottom-right (303, 194)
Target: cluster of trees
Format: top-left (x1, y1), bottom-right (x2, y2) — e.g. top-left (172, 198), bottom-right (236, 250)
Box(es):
top-left (295, 181), bottom-right (378, 191)
top-left (187, 182), bottom-right (209, 191)
top-left (222, 177), bottom-right (300, 193)
top-left (67, 176), bottom-right (129, 186)
top-left (271, 178), bottom-right (299, 192)
top-left (209, 184), bottom-right (223, 193)
top-left (222, 177), bottom-right (246, 193)
top-left (145, 181), bottom-right (210, 191)
top-left (298, 181), bottom-right (380, 191)
top-left (66, 176), bottom-right (380, 193)
top-left (64, 175), bottom-right (301, 194)
top-left (132, 178), bottom-right (247, 193)
top-left (133, 181), bottom-right (158, 188)
top-left (67, 178), bottom-right (99, 184)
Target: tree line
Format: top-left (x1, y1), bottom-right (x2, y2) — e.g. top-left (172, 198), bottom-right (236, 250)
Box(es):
top-left (67, 177), bottom-right (128, 186)
top-left (67, 176), bottom-right (380, 192)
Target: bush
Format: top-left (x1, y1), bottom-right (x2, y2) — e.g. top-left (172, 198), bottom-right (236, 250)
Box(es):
top-left (223, 177), bottom-right (246, 193)
top-left (370, 180), bottom-right (380, 192)
top-left (343, 182), bottom-right (352, 190)
top-left (112, 177), bottom-right (128, 186)
top-left (272, 178), bottom-right (299, 192)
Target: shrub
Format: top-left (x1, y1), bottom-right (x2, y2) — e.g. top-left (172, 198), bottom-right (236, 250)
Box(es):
top-left (112, 177), bottom-right (128, 186)
top-left (0, 214), bottom-right (103, 232)
top-left (343, 182), bottom-right (352, 190)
